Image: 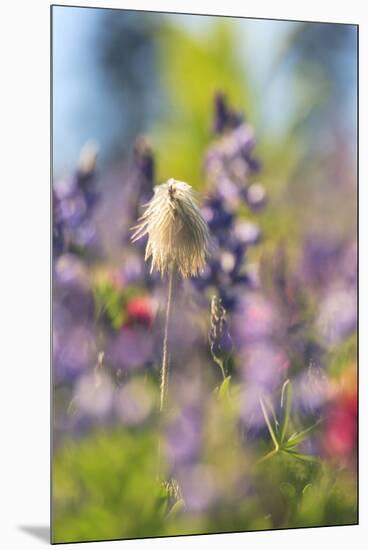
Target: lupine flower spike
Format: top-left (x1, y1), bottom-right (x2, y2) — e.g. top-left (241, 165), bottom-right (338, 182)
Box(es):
top-left (209, 295), bottom-right (233, 380)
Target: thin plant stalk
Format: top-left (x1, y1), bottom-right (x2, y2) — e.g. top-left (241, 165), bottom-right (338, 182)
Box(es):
top-left (160, 266), bottom-right (174, 412)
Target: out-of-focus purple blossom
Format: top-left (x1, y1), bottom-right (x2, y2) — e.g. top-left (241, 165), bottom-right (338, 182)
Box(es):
top-left (216, 175), bottom-right (242, 209)
top-left (126, 136), bottom-right (156, 228)
top-left (53, 191), bottom-right (67, 257)
top-left (293, 367), bottom-right (329, 415)
top-left (132, 136), bottom-right (155, 200)
top-left (54, 254), bottom-right (95, 322)
top-left (239, 386), bottom-right (268, 429)
top-left (245, 183), bottom-right (267, 211)
top-left (201, 197), bottom-right (234, 236)
top-left (233, 292), bottom-right (277, 346)
top-left (239, 343), bottom-right (289, 390)
top-left (193, 93), bottom-right (265, 312)
top-left (74, 371), bottom-right (114, 418)
top-left (209, 296), bottom-right (233, 364)
top-left (165, 405), bottom-right (202, 468)
top-left (53, 141), bottom-right (100, 257)
top-left (316, 284), bottom-right (357, 348)
top-left (114, 379), bottom-right (154, 426)
top-left (205, 101), bottom-right (261, 205)
top-left (176, 464), bottom-right (218, 513)
top-left (73, 219), bottom-right (98, 249)
top-left (301, 236), bottom-right (344, 288)
top-left (212, 91), bottom-right (244, 134)
top-left (108, 326), bottom-right (154, 371)
top-left (233, 220), bottom-right (261, 246)
top-left (53, 323), bottom-right (97, 381)
top-left (298, 435), bottom-right (320, 457)
top-left (120, 255), bottom-right (146, 285)
top-left (340, 240), bottom-right (357, 287)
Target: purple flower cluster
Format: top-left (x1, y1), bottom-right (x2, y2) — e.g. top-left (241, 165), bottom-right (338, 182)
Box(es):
top-left (209, 295), bottom-right (233, 375)
top-left (53, 142), bottom-right (100, 256)
top-left (193, 92), bottom-right (265, 311)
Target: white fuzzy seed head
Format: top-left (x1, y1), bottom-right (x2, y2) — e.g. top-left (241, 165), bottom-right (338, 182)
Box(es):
top-left (131, 178), bottom-right (210, 278)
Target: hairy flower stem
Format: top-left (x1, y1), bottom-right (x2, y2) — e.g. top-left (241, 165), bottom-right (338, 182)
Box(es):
top-left (160, 266), bottom-right (174, 412)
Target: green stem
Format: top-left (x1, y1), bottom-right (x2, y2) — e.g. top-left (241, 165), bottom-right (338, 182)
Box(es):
top-left (256, 447), bottom-right (279, 465)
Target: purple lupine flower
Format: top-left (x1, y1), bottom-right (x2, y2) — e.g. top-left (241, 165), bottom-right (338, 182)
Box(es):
top-left (74, 371), bottom-right (115, 419)
top-left (114, 379), bottom-right (154, 426)
top-left (293, 366), bottom-right (329, 416)
top-left (53, 321), bottom-right (97, 382)
top-left (127, 135), bottom-right (156, 228)
top-left (209, 296), bottom-right (233, 370)
top-left (176, 463), bottom-right (218, 513)
top-left (53, 254), bottom-right (95, 322)
top-left (316, 284), bottom-right (357, 348)
top-left (245, 182), bottom-right (267, 211)
top-left (301, 235), bottom-right (343, 288)
top-left (165, 404), bottom-right (203, 468)
top-left (107, 326), bottom-right (155, 372)
top-left (212, 90), bottom-right (244, 134)
top-left (53, 141), bottom-right (100, 256)
top-left (192, 93), bottom-right (265, 312)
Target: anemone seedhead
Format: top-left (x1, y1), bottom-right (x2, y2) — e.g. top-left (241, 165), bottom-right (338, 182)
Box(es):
top-left (131, 178), bottom-right (210, 278)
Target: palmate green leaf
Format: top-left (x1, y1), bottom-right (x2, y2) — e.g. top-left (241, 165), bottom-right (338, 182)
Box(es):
top-left (258, 380), bottom-right (321, 466)
top-left (285, 420), bottom-right (322, 450)
top-left (282, 449), bottom-right (320, 464)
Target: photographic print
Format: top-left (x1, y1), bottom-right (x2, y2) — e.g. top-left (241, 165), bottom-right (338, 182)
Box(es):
top-left (51, 5), bottom-right (358, 544)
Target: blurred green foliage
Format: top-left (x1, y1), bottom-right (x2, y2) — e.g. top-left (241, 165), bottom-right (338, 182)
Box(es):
top-left (327, 333), bottom-right (357, 378)
top-left (151, 20), bottom-right (313, 255)
top-left (53, 429), bottom-right (166, 543)
top-left (256, 454), bottom-right (357, 529)
top-left (53, 422), bottom-right (356, 542)
top-left (153, 21), bottom-right (253, 190)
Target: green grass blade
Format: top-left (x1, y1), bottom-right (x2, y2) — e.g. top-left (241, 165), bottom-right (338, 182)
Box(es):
top-left (280, 379), bottom-right (292, 443)
top-left (259, 397), bottom-right (279, 450)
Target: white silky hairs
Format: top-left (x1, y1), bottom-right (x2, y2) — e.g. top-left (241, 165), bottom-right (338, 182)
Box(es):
top-left (131, 178), bottom-right (210, 278)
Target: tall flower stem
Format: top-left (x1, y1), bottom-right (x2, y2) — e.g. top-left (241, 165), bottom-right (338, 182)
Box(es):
top-left (160, 266), bottom-right (174, 412)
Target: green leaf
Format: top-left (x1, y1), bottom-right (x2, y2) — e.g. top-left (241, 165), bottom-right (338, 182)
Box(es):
top-left (280, 482), bottom-right (297, 500)
top-left (280, 379), bottom-right (292, 443)
top-left (262, 394), bottom-right (279, 435)
top-left (218, 375), bottom-right (231, 400)
top-left (166, 499), bottom-right (186, 519)
top-left (259, 397), bottom-right (279, 451)
top-left (302, 483), bottom-right (313, 496)
top-left (285, 420), bottom-right (321, 449)
top-left (283, 449), bottom-right (320, 464)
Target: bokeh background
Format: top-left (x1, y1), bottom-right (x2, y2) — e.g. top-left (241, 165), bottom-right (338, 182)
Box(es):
top-left (52, 6), bottom-right (357, 544)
